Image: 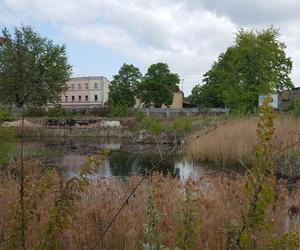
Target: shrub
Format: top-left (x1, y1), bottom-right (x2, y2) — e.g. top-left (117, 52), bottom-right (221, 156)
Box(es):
top-left (109, 105), bottom-right (128, 117)
top-left (47, 105), bottom-right (66, 117)
top-left (25, 106), bottom-right (47, 117)
top-left (0, 106), bottom-right (14, 121)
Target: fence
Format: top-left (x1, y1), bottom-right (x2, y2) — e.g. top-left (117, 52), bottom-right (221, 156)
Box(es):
top-left (129, 108), bottom-right (230, 118)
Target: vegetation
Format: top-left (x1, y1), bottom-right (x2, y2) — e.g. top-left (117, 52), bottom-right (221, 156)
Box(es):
top-left (0, 25), bottom-right (72, 107)
top-left (0, 170), bottom-right (298, 249)
top-left (189, 27), bottom-right (293, 111)
top-left (0, 25), bottom-right (72, 250)
top-left (187, 115), bottom-right (300, 169)
top-left (108, 63), bottom-right (142, 108)
top-left (138, 63), bottom-right (180, 108)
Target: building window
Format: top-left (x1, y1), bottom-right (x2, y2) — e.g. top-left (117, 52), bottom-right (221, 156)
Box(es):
top-left (78, 96), bottom-right (82, 101)
top-left (72, 96), bottom-right (75, 102)
top-left (78, 83), bottom-right (82, 89)
top-left (85, 83), bottom-right (89, 90)
top-left (65, 96), bottom-right (68, 102)
top-left (94, 95), bottom-right (98, 101)
top-left (85, 95), bottom-right (89, 102)
top-left (94, 83), bottom-right (98, 89)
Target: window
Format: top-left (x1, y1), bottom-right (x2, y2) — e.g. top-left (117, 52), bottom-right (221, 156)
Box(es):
top-left (65, 96), bottom-right (68, 102)
top-left (85, 83), bottom-right (89, 90)
top-left (94, 95), bottom-right (98, 101)
top-left (78, 83), bottom-right (82, 89)
top-left (72, 96), bottom-right (75, 102)
top-left (85, 95), bottom-right (89, 102)
top-left (59, 96), bottom-right (62, 102)
top-left (78, 96), bottom-right (82, 101)
top-left (94, 82), bottom-right (98, 89)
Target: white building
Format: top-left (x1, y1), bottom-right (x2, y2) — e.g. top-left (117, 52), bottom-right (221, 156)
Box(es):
top-left (58, 76), bottom-right (110, 108)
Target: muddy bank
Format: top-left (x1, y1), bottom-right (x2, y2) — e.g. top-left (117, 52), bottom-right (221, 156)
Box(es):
top-left (3, 117), bottom-right (137, 138)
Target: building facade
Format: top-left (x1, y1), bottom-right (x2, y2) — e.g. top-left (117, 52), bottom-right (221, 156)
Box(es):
top-left (58, 76), bottom-right (110, 108)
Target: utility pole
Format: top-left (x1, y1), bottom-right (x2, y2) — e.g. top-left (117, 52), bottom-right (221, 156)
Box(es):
top-left (181, 78), bottom-right (184, 94)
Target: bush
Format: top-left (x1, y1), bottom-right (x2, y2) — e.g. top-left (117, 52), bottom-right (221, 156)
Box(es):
top-left (47, 105), bottom-right (66, 117)
top-left (89, 107), bottom-right (111, 117)
top-left (283, 100), bottom-right (300, 117)
top-left (0, 107), bottom-right (14, 122)
top-left (25, 106), bottom-right (47, 117)
top-left (109, 105), bottom-right (128, 117)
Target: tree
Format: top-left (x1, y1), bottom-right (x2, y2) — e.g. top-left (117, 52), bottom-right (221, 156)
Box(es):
top-left (200, 27), bottom-right (293, 111)
top-left (138, 63), bottom-right (180, 108)
top-left (0, 25), bottom-right (72, 107)
top-left (0, 25), bottom-right (71, 250)
top-left (108, 63), bottom-right (142, 108)
top-left (188, 78), bottom-right (224, 108)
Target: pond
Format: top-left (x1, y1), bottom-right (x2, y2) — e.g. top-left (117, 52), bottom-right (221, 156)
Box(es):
top-left (18, 137), bottom-right (241, 179)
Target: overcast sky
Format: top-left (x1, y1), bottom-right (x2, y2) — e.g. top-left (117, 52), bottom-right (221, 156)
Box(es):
top-left (1, 0), bottom-right (300, 95)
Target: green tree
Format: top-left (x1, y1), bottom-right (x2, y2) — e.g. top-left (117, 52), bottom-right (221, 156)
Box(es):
top-left (108, 63), bottom-right (142, 108)
top-left (139, 63), bottom-right (180, 108)
top-left (0, 25), bottom-right (72, 107)
top-left (200, 27), bottom-right (293, 111)
top-left (188, 78), bottom-right (224, 108)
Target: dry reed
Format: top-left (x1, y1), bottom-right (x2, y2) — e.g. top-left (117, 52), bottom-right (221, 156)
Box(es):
top-left (0, 160), bottom-right (299, 250)
top-left (187, 116), bottom-right (300, 168)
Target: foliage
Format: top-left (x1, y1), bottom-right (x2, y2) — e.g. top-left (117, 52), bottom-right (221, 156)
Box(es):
top-left (108, 63), bottom-right (142, 108)
top-left (37, 149), bottom-right (109, 250)
top-left (0, 106), bottom-right (14, 121)
top-left (284, 99), bottom-right (300, 117)
top-left (143, 189), bottom-right (169, 250)
top-left (109, 104), bottom-right (129, 117)
top-left (0, 126), bottom-right (14, 167)
top-left (25, 106), bottom-right (47, 117)
top-left (0, 25), bottom-right (72, 107)
top-left (4, 164), bottom-right (56, 250)
top-left (194, 27), bottom-right (293, 111)
top-left (47, 105), bottom-right (66, 117)
top-left (188, 79), bottom-right (224, 108)
top-left (225, 96), bottom-right (299, 249)
top-left (175, 187), bottom-right (201, 250)
top-left (141, 116), bottom-right (162, 135)
top-left (267, 232), bottom-right (300, 250)
top-left (138, 63), bottom-right (180, 108)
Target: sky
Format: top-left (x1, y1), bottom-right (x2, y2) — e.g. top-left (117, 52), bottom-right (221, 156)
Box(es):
top-left (1, 0), bottom-right (300, 95)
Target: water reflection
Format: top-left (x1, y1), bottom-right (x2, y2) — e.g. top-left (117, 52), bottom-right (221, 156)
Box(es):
top-left (20, 137), bottom-right (228, 179)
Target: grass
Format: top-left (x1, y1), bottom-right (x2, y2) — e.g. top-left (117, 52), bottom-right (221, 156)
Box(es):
top-left (187, 115), bottom-right (300, 168)
top-left (0, 160), bottom-right (299, 249)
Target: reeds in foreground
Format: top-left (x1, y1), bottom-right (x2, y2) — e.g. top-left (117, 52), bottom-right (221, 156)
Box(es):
top-left (0, 161), bottom-right (299, 250)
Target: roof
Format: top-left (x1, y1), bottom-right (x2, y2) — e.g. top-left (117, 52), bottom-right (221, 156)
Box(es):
top-left (69, 76), bottom-right (109, 81)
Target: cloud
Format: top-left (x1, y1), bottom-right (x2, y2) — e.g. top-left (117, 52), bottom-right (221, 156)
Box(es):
top-left (1, 0), bottom-right (300, 94)
top-left (191, 0), bottom-right (300, 25)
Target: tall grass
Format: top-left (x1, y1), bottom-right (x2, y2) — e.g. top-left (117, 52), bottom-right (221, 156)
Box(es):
top-left (0, 161), bottom-right (299, 249)
top-left (187, 116), bottom-right (300, 168)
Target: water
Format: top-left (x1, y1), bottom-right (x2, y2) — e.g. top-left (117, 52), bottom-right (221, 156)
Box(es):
top-left (20, 137), bottom-right (236, 179)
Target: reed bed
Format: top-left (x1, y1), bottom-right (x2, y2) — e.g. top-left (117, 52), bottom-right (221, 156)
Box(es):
top-left (187, 116), bottom-right (300, 168)
top-left (0, 161), bottom-right (299, 250)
